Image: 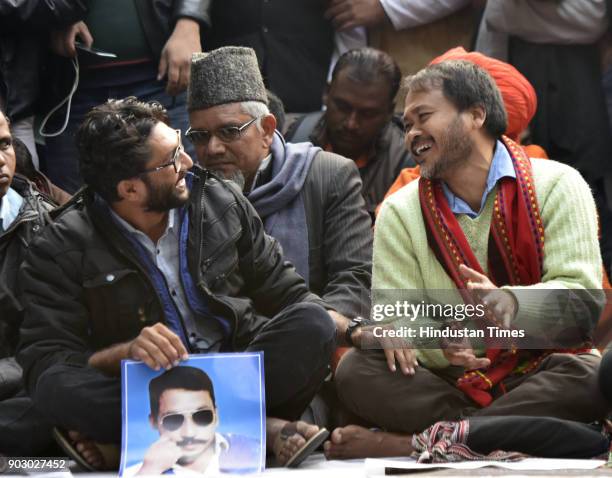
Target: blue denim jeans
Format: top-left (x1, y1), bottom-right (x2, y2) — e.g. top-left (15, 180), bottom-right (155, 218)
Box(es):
top-left (42, 75), bottom-right (195, 194)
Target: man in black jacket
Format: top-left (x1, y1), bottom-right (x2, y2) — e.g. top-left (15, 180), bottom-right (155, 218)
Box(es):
top-left (0, 109), bottom-right (56, 455)
top-left (41, 0), bottom-right (208, 193)
top-left (17, 98), bottom-right (335, 468)
top-left (0, 0), bottom-right (88, 167)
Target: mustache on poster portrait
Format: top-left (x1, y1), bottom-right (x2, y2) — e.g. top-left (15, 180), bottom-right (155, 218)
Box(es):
top-left (177, 437), bottom-right (209, 447)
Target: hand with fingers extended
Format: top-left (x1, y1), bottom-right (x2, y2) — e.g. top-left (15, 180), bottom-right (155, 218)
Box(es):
top-left (384, 347), bottom-right (419, 375)
top-left (128, 323), bottom-right (189, 371)
top-left (158, 18), bottom-right (201, 96)
top-left (324, 0), bottom-right (388, 31)
top-left (375, 327), bottom-right (418, 375)
top-left (460, 264), bottom-right (518, 328)
top-left (360, 323), bottom-right (419, 375)
top-left (441, 336), bottom-right (491, 370)
top-left (50, 21), bottom-right (93, 58)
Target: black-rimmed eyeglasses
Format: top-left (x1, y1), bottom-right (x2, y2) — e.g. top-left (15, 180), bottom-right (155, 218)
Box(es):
top-left (185, 117), bottom-right (259, 146)
top-left (140, 129), bottom-right (184, 175)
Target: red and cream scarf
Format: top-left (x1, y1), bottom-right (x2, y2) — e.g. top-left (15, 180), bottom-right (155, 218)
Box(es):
top-left (419, 136), bottom-right (546, 406)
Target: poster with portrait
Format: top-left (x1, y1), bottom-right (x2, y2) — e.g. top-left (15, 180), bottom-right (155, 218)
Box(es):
top-left (119, 352), bottom-right (266, 476)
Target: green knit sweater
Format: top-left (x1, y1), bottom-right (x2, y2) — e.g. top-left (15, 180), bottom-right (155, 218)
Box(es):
top-left (373, 158), bottom-right (603, 368)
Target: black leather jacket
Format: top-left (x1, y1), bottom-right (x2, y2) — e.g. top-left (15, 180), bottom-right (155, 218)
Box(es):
top-left (0, 0), bottom-right (210, 120)
top-left (17, 167), bottom-right (324, 394)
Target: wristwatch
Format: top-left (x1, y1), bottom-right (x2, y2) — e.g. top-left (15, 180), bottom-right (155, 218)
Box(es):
top-left (345, 316), bottom-right (371, 347)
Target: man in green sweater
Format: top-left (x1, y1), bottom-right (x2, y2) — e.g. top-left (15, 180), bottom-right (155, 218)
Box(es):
top-left (325, 60), bottom-right (608, 459)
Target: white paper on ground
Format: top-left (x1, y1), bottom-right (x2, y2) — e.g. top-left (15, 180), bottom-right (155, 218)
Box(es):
top-left (237, 454), bottom-right (367, 477)
top-left (365, 457), bottom-right (606, 473)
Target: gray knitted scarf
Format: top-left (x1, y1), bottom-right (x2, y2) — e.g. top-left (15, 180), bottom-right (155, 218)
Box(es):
top-left (247, 132), bottom-right (319, 283)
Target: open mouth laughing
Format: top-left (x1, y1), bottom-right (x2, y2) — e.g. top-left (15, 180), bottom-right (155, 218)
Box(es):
top-left (411, 138), bottom-right (434, 161)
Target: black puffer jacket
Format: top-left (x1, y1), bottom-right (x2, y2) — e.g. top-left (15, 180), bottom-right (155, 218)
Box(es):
top-left (0, 174), bottom-right (55, 359)
top-left (17, 167), bottom-right (325, 395)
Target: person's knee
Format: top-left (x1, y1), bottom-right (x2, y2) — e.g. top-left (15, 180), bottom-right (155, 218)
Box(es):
top-left (547, 352), bottom-right (599, 372)
top-left (288, 302), bottom-right (337, 345)
top-left (31, 365), bottom-right (122, 442)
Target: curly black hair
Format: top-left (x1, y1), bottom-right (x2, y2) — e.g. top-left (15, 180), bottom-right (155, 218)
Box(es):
top-left (76, 97), bottom-right (169, 202)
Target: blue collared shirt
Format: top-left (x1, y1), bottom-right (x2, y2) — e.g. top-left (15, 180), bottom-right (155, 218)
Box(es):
top-left (441, 140), bottom-right (515, 218)
top-left (0, 187), bottom-right (24, 231)
top-left (110, 208), bottom-right (224, 352)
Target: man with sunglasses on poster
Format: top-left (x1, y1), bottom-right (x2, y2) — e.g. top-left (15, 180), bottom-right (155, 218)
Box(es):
top-left (17, 97), bottom-right (335, 470)
top-left (125, 367), bottom-right (258, 476)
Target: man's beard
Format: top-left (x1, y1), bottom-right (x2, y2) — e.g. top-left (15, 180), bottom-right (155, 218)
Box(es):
top-left (208, 167), bottom-right (246, 191)
top-left (420, 115), bottom-right (472, 180)
top-left (142, 175), bottom-right (190, 213)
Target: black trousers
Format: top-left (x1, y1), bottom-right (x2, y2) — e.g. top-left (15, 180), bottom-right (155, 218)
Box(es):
top-left (599, 349), bottom-right (612, 404)
top-left (30, 302), bottom-right (335, 443)
top-left (467, 416), bottom-right (609, 459)
top-left (0, 358), bottom-right (54, 455)
top-left (0, 391), bottom-right (55, 456)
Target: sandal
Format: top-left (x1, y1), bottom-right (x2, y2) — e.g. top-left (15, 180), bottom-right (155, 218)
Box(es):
top-left (280, 423), bottom-right (329, 468)
top-left (52, 427), bottom-right (119, 472)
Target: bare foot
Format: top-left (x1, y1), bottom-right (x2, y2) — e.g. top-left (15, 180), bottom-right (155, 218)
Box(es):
top-left (68, 431), bottom-right (105, 469)
top-left (323, 425), bottom-right (413, 459)
top-left (267, 417), bottom-right (321, 465)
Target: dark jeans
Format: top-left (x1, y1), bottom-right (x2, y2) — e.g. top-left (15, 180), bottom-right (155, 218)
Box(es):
top-left (42, 73), bottom-right (194, 194)
top-left (31, 302), bottom-right (335, 443)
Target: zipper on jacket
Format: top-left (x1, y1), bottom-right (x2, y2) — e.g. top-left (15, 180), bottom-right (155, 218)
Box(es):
top-left (194, 174), bottom-right (240, 350)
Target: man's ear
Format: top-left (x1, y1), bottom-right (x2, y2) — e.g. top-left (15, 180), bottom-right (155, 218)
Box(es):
top-left (261, 114), bottom-right (277, 145)
top-left (116, 178), bottom-right (142, 202)
top-left (469, 104), bottom-right (487, 130)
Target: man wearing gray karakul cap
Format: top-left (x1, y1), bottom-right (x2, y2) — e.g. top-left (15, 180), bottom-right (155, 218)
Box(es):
top-left (187, 43), bottom-right (374, 421)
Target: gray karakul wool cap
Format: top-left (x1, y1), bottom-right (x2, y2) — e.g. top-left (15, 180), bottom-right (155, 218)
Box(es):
top-left (188, 46), bottom-right (268, 111)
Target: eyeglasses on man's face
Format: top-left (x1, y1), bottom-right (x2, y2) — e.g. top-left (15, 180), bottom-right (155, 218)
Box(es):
top-left (141, 129), bottom-right (184, 175)
top-left (159, 408), bottom-right (215, 432)
top-left (185, 117), bottom-right (260, 146)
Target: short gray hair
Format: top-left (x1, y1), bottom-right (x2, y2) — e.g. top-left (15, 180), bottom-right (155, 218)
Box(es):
top-left (239, 101), bottom-right (270, 132)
